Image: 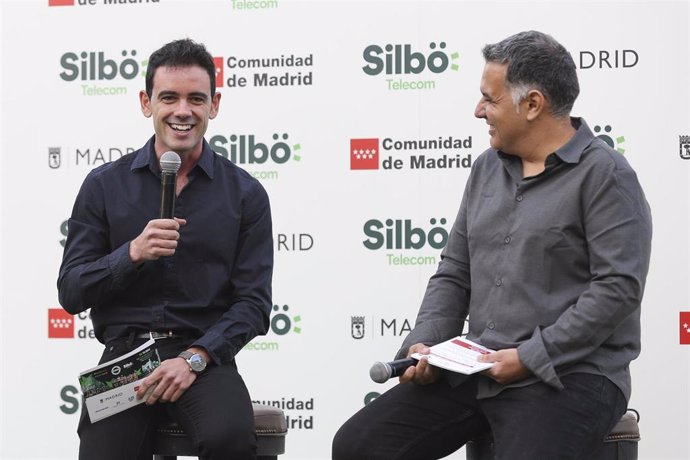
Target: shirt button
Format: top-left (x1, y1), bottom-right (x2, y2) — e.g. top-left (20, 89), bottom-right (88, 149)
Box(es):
top-left (504, 236), bottom-right (512, 244)
top-left (516, 194), bottom-right (524, 202)
top-left (495, 278), bottom-right (503, 287)
top-left (487, 322), bottom-right (495, 330)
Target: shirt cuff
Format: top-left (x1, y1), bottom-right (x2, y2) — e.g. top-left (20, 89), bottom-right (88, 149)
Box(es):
top-left (517, 327), bottom-right (563, 390)
top-left (192, 332), bottom-right (237, 365)
top-left (107, 242), bottom-right (139, 289)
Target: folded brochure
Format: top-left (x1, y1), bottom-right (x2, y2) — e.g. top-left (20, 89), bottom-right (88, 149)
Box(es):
top-left (78, 338), bottom-right (161, 422)
top-left (411, 336), bottom-right (495, 375)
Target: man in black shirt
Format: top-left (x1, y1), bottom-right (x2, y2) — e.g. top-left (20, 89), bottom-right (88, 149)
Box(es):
top-left (59, 38), bottom-right (273, 460)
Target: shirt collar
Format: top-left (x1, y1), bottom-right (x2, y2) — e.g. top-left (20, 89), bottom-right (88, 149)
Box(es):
top-left (551, 117), bottom-right (595, 164)
top-left (130, 136), bottom-right (215, 179)
top-left (497, 117), bottom-right (595, 166)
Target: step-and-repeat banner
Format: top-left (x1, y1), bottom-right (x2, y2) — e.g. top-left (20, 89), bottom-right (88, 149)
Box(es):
top-left (1, 1), bottom-right (689, 459)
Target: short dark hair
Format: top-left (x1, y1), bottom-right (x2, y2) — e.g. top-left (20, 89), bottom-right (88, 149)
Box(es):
top-left (145, 38), bottom-right (216, 98)
top-left (482, 31), bottom-right (579, 117)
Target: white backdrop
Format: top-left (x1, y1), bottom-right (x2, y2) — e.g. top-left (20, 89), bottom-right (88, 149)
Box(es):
top-left (1, 1), bottom-right (689, 459)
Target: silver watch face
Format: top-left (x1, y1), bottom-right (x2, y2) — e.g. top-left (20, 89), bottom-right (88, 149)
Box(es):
top-left (188, 354), bottom-right (206, 372)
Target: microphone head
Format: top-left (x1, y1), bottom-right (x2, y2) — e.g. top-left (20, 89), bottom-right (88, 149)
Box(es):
top-left (369, 361), bottom-right (392, 384)
top-left (160, 151), bottom-right (181, 174)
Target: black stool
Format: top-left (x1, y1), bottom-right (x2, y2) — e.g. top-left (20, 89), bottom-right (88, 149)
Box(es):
top-left (153, 403), bottom-right (288, 460)
top-left (466, 409), bottom-right (640, 460)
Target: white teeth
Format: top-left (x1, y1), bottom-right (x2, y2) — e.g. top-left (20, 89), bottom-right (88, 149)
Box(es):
top-left (171, 124), bottom-right (192, 131)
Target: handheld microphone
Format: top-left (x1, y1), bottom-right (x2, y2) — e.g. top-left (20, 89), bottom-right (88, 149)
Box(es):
top-left (369, 357), bottom-right (418, 383)
top-left (159, 151), bottom-right (181, 219)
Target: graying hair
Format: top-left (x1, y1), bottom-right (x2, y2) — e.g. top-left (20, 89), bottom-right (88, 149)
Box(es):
top-left (482, 31), bottom-right (579, 117)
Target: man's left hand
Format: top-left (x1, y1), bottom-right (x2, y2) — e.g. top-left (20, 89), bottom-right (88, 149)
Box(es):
top-left (135, 357), bottom-right (196, 405)
top-left (478, 348), bottom-right (531, 385)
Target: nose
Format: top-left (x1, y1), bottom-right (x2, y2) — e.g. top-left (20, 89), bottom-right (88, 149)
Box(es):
top-left (174, 99), bottom-right (193, 118)
top-left (474, 99), bottom-right (486, 119)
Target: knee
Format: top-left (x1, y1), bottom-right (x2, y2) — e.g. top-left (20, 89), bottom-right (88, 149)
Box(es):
top-left (197, 427), bottom-right (257, 460)
top-left (332, 419), bottom-right (368, 460)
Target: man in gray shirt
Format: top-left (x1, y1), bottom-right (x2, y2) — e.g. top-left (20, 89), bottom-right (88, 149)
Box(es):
top-left (333, 30), bottom-right (652, 460)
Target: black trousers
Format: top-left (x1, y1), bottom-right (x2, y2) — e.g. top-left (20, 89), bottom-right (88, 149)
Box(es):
top-left (332, 373), bottom-right (626, 460)
top-left (77, 337), bottom-right (257, 460)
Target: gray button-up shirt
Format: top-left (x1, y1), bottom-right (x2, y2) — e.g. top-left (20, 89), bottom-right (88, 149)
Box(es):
top-left (399, 118), bottom-right (652, 401)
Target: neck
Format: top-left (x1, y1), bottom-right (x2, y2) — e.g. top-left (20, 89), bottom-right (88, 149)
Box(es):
top-left (155, 144), bottom-right (202, 177)
top-left (155, 144), bottom-right (203, 196)
top-left (519, 116), bottom-right (575, 177)
top-left (177, 149), bottom-right (202, 178)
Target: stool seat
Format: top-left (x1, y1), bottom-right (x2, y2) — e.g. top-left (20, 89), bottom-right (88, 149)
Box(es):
top-left (466, 409), bottom-right (640, 460)
top-left (153, 402), bottom-right (287, 460)
top-left (601, 409), bottom-right (640, 442)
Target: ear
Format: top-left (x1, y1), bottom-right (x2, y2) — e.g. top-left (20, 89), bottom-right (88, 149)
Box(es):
top-left (139, 90), bottom-right (152, 118)
top-left (524, 89), bottom-right (545, 121)
top-left (209, 92), bottom-right (221, 120)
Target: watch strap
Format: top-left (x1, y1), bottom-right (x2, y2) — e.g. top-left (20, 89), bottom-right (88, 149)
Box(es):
top-left (178, 350), bottom-right (206, 373)
top-left (178, 350), bottom-right (194, 361)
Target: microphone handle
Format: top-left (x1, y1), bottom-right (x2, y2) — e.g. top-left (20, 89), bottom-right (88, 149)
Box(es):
top-left (388, 357), bottom-right (418, 378)
top-left (160, 171), bottom-right (177, 219)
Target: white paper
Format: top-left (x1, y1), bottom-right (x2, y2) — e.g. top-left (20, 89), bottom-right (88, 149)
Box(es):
top-left (78, 339), bottom-right (161, 422)
top-left (411, 336), bottom-right (495, 375)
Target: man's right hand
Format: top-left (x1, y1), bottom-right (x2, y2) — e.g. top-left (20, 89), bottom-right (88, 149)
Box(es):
top-left (129, 218), bottom-right (187, 264)
top-left (399, 343), bottom-right (440, 385)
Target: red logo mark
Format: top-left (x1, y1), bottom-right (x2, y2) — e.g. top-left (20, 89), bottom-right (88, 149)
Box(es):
top-left (213, 57), bottom-right (224, 89)
top-left (48, 0), bottom-right (74, 6)
top-left (350, 139), bottom-right (379, 170)
top-left (680, 312), bottom-right (690, 345)
top-left (48, 308), bottom-right (74, 338)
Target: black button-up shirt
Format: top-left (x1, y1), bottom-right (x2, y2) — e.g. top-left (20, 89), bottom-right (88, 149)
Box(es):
top-left (58, 136), bottom-right (273, 365)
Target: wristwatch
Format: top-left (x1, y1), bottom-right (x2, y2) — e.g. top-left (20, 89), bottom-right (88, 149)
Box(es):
top-left (178, 350), bottom-right (207, 374)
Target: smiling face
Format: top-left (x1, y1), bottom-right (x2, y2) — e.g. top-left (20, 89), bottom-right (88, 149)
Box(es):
top-left (474, 62), bottom-right (528, 155)
top-left (140, 65), bottom-right (220, 160)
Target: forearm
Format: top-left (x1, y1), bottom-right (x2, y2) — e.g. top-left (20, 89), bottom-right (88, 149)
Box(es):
top-left (518, 273), bottom-right (645, 387)
top-left (58, 240), bottom-right (137, 314)
top-left (192, 298), bottom-right (271, 364)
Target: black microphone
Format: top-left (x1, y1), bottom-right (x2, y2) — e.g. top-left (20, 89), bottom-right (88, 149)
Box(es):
top-left (159, 151), bottom-right (181, 219)
top-left (369, 358), bottom-right (418, 383)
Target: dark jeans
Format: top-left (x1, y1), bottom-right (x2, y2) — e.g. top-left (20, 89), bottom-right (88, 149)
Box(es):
top-left (332, 373), bottom-right (626, 460)
top-left (77, 337), bottom-right (257, 460)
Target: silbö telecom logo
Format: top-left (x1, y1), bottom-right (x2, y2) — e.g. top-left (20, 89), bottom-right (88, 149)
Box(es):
top-left (363, 217), bottom-right (449, 266)
top-left (59, 48), bottom-right (147, 96)
top-left (231, 0), bottom-right (278, 10)
top-left (209, 132), bottom-right (302, 181)
top-left (244, 304), bottom-right (302, 351)
top-left (593, 124), bottom-right (625, 154)
top-left (362, 41), bottom-right (459, 90)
